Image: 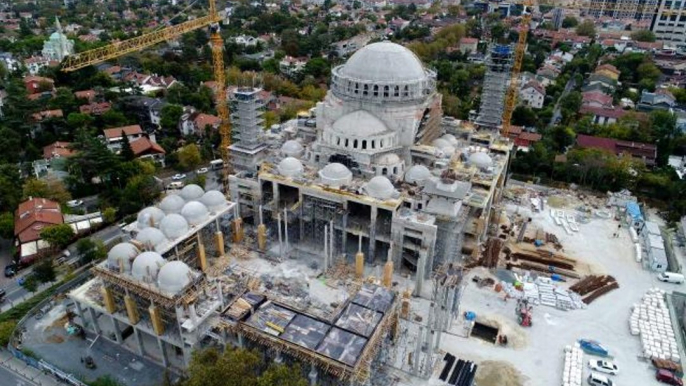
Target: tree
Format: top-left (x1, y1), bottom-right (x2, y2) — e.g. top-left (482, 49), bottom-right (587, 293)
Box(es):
top-left (120, 131), bottom-right (135, 161)
top-left (0, 320), bottom-right (17, 346)
top-left (103, 207), bottom-right (117, 224)
top-left (562, 16), bottom-right (578, 28)
top-left (631, 30), bottom-right (656, 42)
top-left (22, 178), bottom-right (72, 204)
top-left (0, 164), bottom-right (22, 211)
top-left (76, 238), bottom-right (107, 265)
top-left (257, 364), bottom-right (307, 386)
top-left (40, 224), bottom-right (75, 250)
top-left (303, 57), bottom-right (330, 78)
top-left (184, 347), bottom-right (260, 386)
top-left (66, 112), bottom-right (94, 129)
top-left (160, 104), bottom-right (183, 133)
top-left (101, 110), bottom-right (128, 127)
top-left (178, 144), bottom-right (202, 170)
top-left (576, 20), bottom-right (596, 37)
top-left (0, 212), bottom-right (13, 239)
top-left (34, 259), bottom-right (56, 283)
top-left (22, 275), bottom-right (38, 293)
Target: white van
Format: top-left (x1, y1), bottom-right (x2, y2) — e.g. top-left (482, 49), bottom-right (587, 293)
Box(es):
top-left (588, 372), bottom-right (614, 386)
top-left (657, 272), bottom-right (685, 284)
top-left (168, 181), bottom-right (184, 190)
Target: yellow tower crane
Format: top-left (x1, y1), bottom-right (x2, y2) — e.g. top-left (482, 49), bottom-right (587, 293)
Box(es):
top-left (62, 0), bottom-right (232, 194)
top-left (500, 0), bottom-right (684, 138)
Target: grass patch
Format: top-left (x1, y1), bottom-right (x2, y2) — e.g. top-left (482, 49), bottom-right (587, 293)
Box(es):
top-left (0, 281), bottom-right (63, 324)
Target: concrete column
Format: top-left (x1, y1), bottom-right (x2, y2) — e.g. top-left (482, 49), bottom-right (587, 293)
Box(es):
top-left (329, 219), bottom-right (334, 263)
top-left (237, 333), bottom-right (244, 347)
top-left (434, 308), bottom-right (443, 350)
top-left (283, 208), bottom-right (289, 252)
top-left (149, 305), bottom-right (165, 336)
top-left (88, 307), bottom-right (101, 335)
top-left (124, 295), bottom-right (140, 325)
top-left (413, 326), bottom-right (423, 374)
top-left (341, 209), bottom-right (348, 255)
top-left (102, 286), bottom-right (117, 314)
top-left (111, 315), bottom-right (122, 343)
top-left (446, 287), bottom-right (456, 329)
top-left (133, 327), bottom-right (144, 356)
top-left (324, 225), bottom-right (329, 271)
top-left (272, 183), bottom-right (280, 215)
top-left (414, 251), bottom-right (427, 296)
top-left (368, 206), bottom-right (378, 262)
top-left (157, 338), bottom-right (169, 367)
top-left (257, 206), bottom-right (267, 251)
top-left (277, 213), bottom-right (283, 259)
top-left (299, 195), bottom-right (305, 242)
top-left (74, 301), bottom-right (85, 326)
top-left (308, 363), bottom-right (318, 386)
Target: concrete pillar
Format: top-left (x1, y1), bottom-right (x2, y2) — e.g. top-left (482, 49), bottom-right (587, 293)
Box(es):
top-left (133, 327), bottom-right (144, 356)
top-left (157, 338), bottom-right (168, 367)
top-left (413, 326), bottom-right (423, 374)
top-left (435, 308), bottom-right (444, 350)
top-left (414, 251), bottom-right (426, 296)
top-left (308, 363), bottom-right (318, 386)
top-left (197, 234), bottom-right (207, 272)
top-left (368, 206), bottom-right (378, 262)
top-left (124, 295), bottom-right (140, 325)
top-left (257, 224), bottom-right (267, 251)
top-left (111, 315), bottom-right (122, 343)
top-left (237, 333), bottom-right (244, 347)
top-left (446, 287), bottom-right (456, 329)
top-left (383, 260), bottom-right (393, 288)
top-left (355, 251), bottom-right (365, 279)
top-left (277, 212), bottom-right (283, 259)
top-left (74, 301), bottom-right (85, 325)
top-left (149, 305), bottom-right (165, 336)
top-left (272, 183), bottom-right (280, 215)
top-left (324, 225), bottom-right (329, 271)
top-left (232, 217), bottom-right (244, 244)
top-left (329, 219), bottom-right (334, 263)
top-left (423, 327), bottom-right (434, 376)
top-left (88, 307), bottom-right (101, 335)
top-left (102, 287), bottom-right (117, 314)
top-left (342, 210), bottom-right (348, 255)
top-left (284, 208), bottom-right (289, 252)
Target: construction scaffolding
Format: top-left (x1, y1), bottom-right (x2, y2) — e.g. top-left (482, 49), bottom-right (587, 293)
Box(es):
top-left (475, 45), bottom-right (513, 131)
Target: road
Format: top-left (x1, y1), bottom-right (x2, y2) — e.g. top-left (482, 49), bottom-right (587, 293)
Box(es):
top-left (161, 168), bottom-right (223, 192)
top-left (548, 75), bottom-right (577, 128)
top-left (0, 359), bottom-right (37, 386)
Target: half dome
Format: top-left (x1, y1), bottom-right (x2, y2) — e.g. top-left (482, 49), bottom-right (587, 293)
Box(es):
top-left (159, 194), bottom-right (185, 214)
top-left (340, 42), bottom-right (426, 83)
top-left (469, 152), bottom-right (493, 170)
top-left (160, 213), bottom-right (190, 239)
top-left (107, 242), bottom-right (140, 272)
top-left (181, 201), bottom-right (209, 226)
top-left (332, 110), bottom-right (388, 137)
top-left (158, 261), bottom-right (193, 293)
top-left (180, 184), bottom-right (205, 201)
top-left (131, 251), bottom-right (165, 282)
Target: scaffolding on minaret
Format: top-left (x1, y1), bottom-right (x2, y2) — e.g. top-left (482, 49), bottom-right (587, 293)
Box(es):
top-left (475, 45), bottom-right (513, 131)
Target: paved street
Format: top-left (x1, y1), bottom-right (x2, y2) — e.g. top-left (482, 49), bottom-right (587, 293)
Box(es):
top-left (548, 75), bottom-right (576, 128)
top-left (0, 360), bottom-right (37, 386)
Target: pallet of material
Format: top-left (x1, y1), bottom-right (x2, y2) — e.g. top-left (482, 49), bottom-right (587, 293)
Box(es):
top-left (571, 275), bottom-right (617, 296)
top-left (582, 282), bottom-right (619, 304)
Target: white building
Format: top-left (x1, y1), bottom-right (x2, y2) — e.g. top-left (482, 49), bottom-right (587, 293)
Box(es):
top-left (42, 18), bottom-right (75, 61)
top-left (651, 0), bottom-right (686, 43)
top-left (519, 81), bottom-right (546, 109)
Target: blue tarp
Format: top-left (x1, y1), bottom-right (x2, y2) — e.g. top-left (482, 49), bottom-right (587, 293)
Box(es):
top-left (626, 202), bottom-right (643, 221)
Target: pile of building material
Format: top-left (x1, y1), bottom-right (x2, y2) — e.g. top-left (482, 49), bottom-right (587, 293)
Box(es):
top-left (439, 353), bottom-right (478, 386)
top-left (630, 288), bottom-right (681, 362)
top-left (550, 209), bottom-right (580, 234)
top-left (562, 343), bottom-right (584, 386)
top-left (506, 244), bottom-right (580, 279)
top-left (570, 275), bottom-right (619, 304)
top-left (481, 238), bottom-right (504, 268)
top-left (501, 276), bottom-right (585, 310)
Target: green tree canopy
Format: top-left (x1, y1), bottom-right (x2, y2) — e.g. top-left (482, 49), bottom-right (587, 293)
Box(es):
top-left (40, 224), bottom-right (75, 249)
top-left (562, 16), bottom-right (578, 28)
top-left (630, 30), bottom-right (656, 42)
top-left (575, 20), bottom-right (596, 37)
top-left (178, 144), bottom-right (202, 170)
top-left (22, 178), bottom-right (72, 204)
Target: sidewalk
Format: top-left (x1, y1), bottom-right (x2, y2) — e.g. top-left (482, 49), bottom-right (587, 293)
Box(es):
top-left (0, 281), bottom-right (55, 313)
top-left (0, 350), bottom-right (61, 386)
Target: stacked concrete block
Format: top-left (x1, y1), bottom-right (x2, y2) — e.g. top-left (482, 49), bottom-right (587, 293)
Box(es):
top-left (631, 288), bottom-right (680, 362)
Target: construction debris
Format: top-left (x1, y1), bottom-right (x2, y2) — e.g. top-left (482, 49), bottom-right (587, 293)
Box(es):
top-left (501, 276), bottom-right (585, 310)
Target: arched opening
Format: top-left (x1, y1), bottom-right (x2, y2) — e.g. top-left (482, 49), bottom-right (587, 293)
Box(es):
top-left (345, 138), bottom-right (349, 147)
top-left (384, 85), bottom-right (389, 98)
top-left (379, 139), bottom-right (384, 148)
top-left (382, 167), bottom-right (388, 175)
top-left (371, 140), bottom-right (375, 149)
top-left (363, 84), bottom-right (369, 96)
top-left (362, 140), bottom-right (367, 150)
top-left (394, 85), bottom-right (400, 97)
top-left (403, 85), bottom-right (409, 97)
top-left (353, 139), bottom-right (358, 149)
top-left (373, 85), bottom-right (379, 97)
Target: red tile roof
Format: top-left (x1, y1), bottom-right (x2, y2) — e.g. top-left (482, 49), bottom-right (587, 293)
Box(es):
top-left (577, 134), bottom-right (657, 164)
top-left (43, 141), bottom-right (74, 160)
top-left (14, 198), bottom-right (63, 243)
top-left (577, 134), bottom-right (617, 152)
top-left (74, 90), bottom-right (96, 100)
top-left (522, 80), bottom-right (545, 95)
top-left (582, 91), bottom-right (613, 107)
top-left (32, 109), bottom-right (63, 121)
top-left (193, 113), bottom-right (221, 130)
top-left (519, 132), bottom-right (542, 142)
top-left (580, 106), bottom-right (627, 119)
top-left (596, 64), bottom-right (620, 75)
top-left (129, 137), bottom-right (165, 156)
top-left (103, 125), bottom-right (143, 139)
top-left (460, 37), bottom-right (478, 44)
top-left (79, 102), bottom-right (111, 115)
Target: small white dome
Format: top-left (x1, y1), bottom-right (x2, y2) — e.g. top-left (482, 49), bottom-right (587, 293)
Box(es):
top-left (281, 140), bottom-right (304, 157)
top-left (441, 134), bottom-right (459, 146)
top-left (469, 152), bottom-right (493, 170)
top-left (107, 243), bottom-right (140, 272)
top-left (157, 261), bottom-right (193, 293)
top-left (135, 227), bottom-right (168, 250)
top-left (131, 251), bottom-right (165, 282)
top-left (181, 201), bottom-right (209, 226)
top-left (432, 138), bottom-right (451, 150)
top-left (278, 157), bottom-right (304, 178)
top-left (405, 165), bottom-right (432, 184)
top-left (376, 153), bottom-right (401, 166)
top-left (180, 184), bottom-right (205, 201)
top-left (160, 213), bottom-right (190, 239)
top-left (319, 163), bottom-right (353, 187)
top-left (200, 190), bottom-right (226, 211)
top-left (364, 176), bottom-right (396, 200)
top-left (442, 145), bottom-right (456, 157)
top-left (159, 194), bottom-right (185, 214)
top-left (137, 207), bottom-right (165, 229)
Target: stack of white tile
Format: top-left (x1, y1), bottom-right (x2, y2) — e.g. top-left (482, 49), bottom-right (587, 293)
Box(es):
top-left (562, 343), bottom-right (584, 386)
top-left (630, 288), bottom-right (680, 362)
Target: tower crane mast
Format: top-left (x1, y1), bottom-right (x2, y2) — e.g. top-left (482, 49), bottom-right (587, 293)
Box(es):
top-left (62, 0), bottom-right (233, 194)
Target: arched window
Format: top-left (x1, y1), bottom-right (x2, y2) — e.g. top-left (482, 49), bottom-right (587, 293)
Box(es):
top-left (382, 168), bottom-right (388, 175)
top-left (384, 85), bottom-right (389, 98)
top-left (373, 85), bottom-right (379, 97)
top-left (379, 139), bottom-right (384, 148)
top-left (362, 140), bottom-right (367, 150)
top-left (394, 86), bottom-right (400, 97)
top-left (354, 83), bottom-right (360, 94)
top-left (345, 138), bottom-right (349, 148)
top-left (354, 139), bottom-right (358, 149)
top-left (363, 84), bottom-right (369, 96)
top-left (371, 140), bottom-right (375, 149)
top-left (403, 85), bottom-right (409, 97)
top-left (393, 166), bottom-right (398, 174)
top-left (337, 137), bottom-right (341, 146)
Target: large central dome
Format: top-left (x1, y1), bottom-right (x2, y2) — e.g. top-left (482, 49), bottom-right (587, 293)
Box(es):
top-left (340, 42), bottom-right (426, 83)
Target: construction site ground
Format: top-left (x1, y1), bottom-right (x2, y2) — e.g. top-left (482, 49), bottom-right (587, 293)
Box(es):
top-left (423, 195), bottom-right (682, 386)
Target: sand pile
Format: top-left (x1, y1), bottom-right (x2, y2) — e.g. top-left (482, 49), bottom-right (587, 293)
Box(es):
top-left (478, 313), bottom-right (528, 350)
top-left (475, 360), bottom-right (525, 386)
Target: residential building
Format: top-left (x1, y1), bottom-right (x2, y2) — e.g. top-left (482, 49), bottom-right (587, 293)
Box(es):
top-left (551, 8), bottom-right (564, 30)
top-left (577, 134), bottom-right (657, 165)
top-left (579, 106), bottom-right (627, 125)
top-left (589, 0), bottom-right (657, 21)
top-left (130, 137), bottom-right (166, 166)
top-left (103, 125), bottom-right (144, 153)
top-left (279, 56), bottom-right (308, 78)
top-left (79, 102), bottom-right (112, 115)
top-left (651, 0), bottom-right (686, 43)
top-left (32, 109), bottom-right (64, 122)
top-left (668, 155), bottom-right (686, 179)
top-left (595, 64), bottom-right (621, 81)
top-left (459, 37), bottom-right (479, 54)
top-left (637, 89), bottom-right (676, 112)
top-left (536, 65), bottom-right (560, 87)
top-left (42, 18), bottom-right (75, 61)
top-left (582, 91), bottom-right (614, 109)
top-left (74, 90), bottom-right (97, 102)
top-left (14, 197), bottom-right (64, 262)
top-left (232, 35), bottom-right (263, 47)
top-left (24, 76), bottom-right (55, 95)
top-left (43, 141), bottom-right (74, 160)
top-left (179, 111), bottom-right (222, 136)
top-left (116, 96), bottom-right (167, 130)
top-left (519, 80), bottom-right (546, 109)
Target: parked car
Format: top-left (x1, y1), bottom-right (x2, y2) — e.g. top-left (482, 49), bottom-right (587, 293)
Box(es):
top-left (656, 369), bottom-right (684, 386)
top-left (588, 372), bottom-right (614, 386)
top-left (66, 199), bottom-right (84, 208)
top-left (196, 167), bottom-right (208, 174)
top-left (172, 173), bottom-right (186, 180)
top-left (579, 339), bottom-right (610, 357)
top-left (168, 181), bottom-right (184, 190)
top-left (589, 360), bottom-right (619, 375)
top-left (4, 264), bottom-right (16, 278)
